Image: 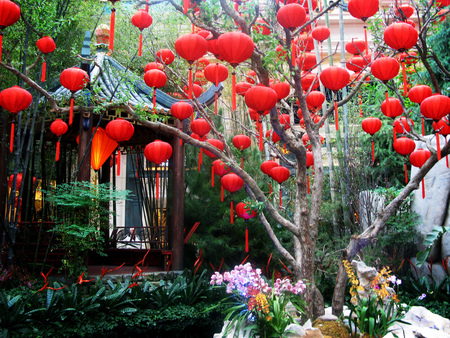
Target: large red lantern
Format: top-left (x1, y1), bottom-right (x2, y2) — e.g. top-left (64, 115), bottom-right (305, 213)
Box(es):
top-left (144, 140), bottom-right (173, 199)
top-left (301, 72), bottom-right (319, 91)
top-left (233, 134), bottom-right (251, 168)
top-left (346, 55), bottom-right (370, 72)
top-left (306, 91), bottom-right (325, 111)
top-left (91, 127), bottom-right (119, 172)
top-left (0, 0), bottom-right (21, 63)
top-left (319, 66), bottom-right (350, 131)
top-left (383, 22), bottom-right (418, 52)
top-left (156, 49), bottom-right (175, 65)
top-left (131, 9), bottom-right (153, 56)
top-left (59, 67), bottom-right (89, 126)
top-left (236, 202), bottom-right (257, 253)
top-left (345, 39), bottom-right (366, 55)
top-left (312, 26), bottom-right (330, 43)
top-left (36, 36), bottom-right (56, 82)
top-left (236, 82), bottom-right (253, 96)
top-left (394, 137), bottom-right (416, 183)
top-left (261, 160), bottom-right (279, 195)
top-left (144, 69), bottom-right (167, 113)
top-left (270, 80), bottom-right (291, 101)
top-left (409, 85), bottom-right (432, 136)
top-left (296, 52), bottom-right (317, 71)
top-left (277, 4), bottom-right (307, 30)
top-left (269, 166), bottom-right (290, 209)
top-left (394, 116), bottom-right (414, 134)
top-left (361, 117), bottom-right (382, 163)
top-left (144, 62), bottom-right (164, 72)
top-left (105, 118), bottom-right (134, 175)
top-left (175, 34), bottom-right (207, 100)
top-left (204, 63), bottom-right (229, 115)
top-left (347, 0), bottom-right (379, 52)
top-left (381, 97), bottom-right (403, 118)
top-left (50, 119), bottom-right (68, 162)
top-left (221, 173), bottom-right (244, 224)
top-left (171, 101), bottom-right (193, 121)
top-left (203, 138), bottom-right (224, 159)
top-left (410, 148), bottom-right (431, 199)
top-left (0, 86), bottom-right (32, 153)
top-left (306, 150), bottom-right (314, 194)
top-left (217, 32), bottom-right (255, 111)
top-left (213, 159), bottom-right (231, 201)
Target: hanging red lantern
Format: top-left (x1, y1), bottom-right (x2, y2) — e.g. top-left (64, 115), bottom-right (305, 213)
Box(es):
top-left (193, 71), bottom-right (208, 86)
top-left (261, 160), bottom-right (279, 195)
top-left (191, 119), bottom-right (211, 171)
top-left (183, 84), bottom-right (203, 99)
top-left (394, 137), bottom-right (416, 183)
top-left (144, 62), bottom-right (164, 72)
top-left (436, 0), bottom-right (450, 8)
top-left (410, 148), bottom-right (431, 199)
top-left (131, 9), bottom-right (153, 56)
top-left (217, 32), bottom-right (255, 111)
top-left (108, 0), bottom-right (121, 52)
top-left (105, 118), bottom-right (134, 176)
top-left (371, 57), bottom-right (399, 123)
top-left (194, 57), bottom-right (210, 70)
top-left (236, 82), bottom-right (253, 96)
top-left (196, 29), bottom-right (212, 39)
top-left (221, 173), bottom-right (244, 224)
top-left (276, 44), bottom-right (287, 61)
top-left (301, 72), bottom-right (319, 91)
top-left (236, 201), bottom-right (257, 253)
top-left (302, 133), bottom-right (324, 150)
top-left (204, 63), bottom-right (229, 115)
top-left (171, 101), bottom-right (193, 121)
top-left (277, 4), bottom-right (307, 30)
top-left (395, 4), bottom-right (414, 18)
top-left (144, 140), bottom-right (173, 199)
top-left (279, 113), bottom-right (291, 130)
top-left (296, 52), bottom-right (317, 71)
top-left (50, 119), bottom-right (68, 162)
top-left (0, 0), bottom-right (21, 63)
top-left (345, 39), bottom-right (366, 55)
top-left (156, 49), bottom-right (175, 65)
top-left (383, 22), bottom-right (418, 52)
top-left (266, 129), bottom-right (281, 144)
top-left (361, 117), bottom-right (382, 163)
top-left (311, 26), bottom-right (330, 43)
top-left (175, 34), bottom-right (207, 100)
top-left (297, 33), bottom-right (315, 52)
top-left (144, 69), bottom-right (167, 113)
top-left (59, 67), bottom-right (89, 126)
top-left (245, 70), bottom-right (257, 84)
top-left (233, 134), bottom-right (251, 169)
top-left (381, 97), bottom-right (403, 118)
top-left (253, 18), bottom-right (271, 35)
top-left (0, 86), bottom-right (32, 153)
top-left (270, 81), bottom-right (290, 101)
top-left (394, 116), bottom-right (414, 134)
top-left (433, 117), bottom-right (450, 168)
top-left (213, 159), bottom-right (231, 197)
top-left (36, 36), bottom-right (56, 82)
top-left (306, 91), bottom-right (325, 111)
top-left (347, 0), bottom-right (379, 54)
top-left (269, 166), bottom-right (290, 209)
top-left (409, 85), bottom-right (432, 104)
top-left (319, 66), bottom-right (350, 131)
top-left (203, 138), bottom-right (224, 159)
top-left (306, 150), bottom-right (314, 194)
top-left (91, 127), bottom-right (119, 172)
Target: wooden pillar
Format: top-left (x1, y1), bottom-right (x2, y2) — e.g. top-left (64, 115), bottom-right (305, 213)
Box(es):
top-left (170, 121), bottom-right (185, 271)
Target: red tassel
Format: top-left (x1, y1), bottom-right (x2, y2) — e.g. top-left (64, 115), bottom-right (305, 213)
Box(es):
top-left (184, 0), bottom-right (188, 14)
top-left (259, 119), bottom-right (263, 151)
top-left (359, 94), bottom-right (363, 117)
top-left (230, 200), bottom-right (234, 224)
top-left (307, 174), bottom-right (310, 194)
top-left (241, 156), bottom-right (244, 169)
top-left (199, 148), bottom-right (203, 165)
top-left (139, 33), bottom-right (143, 57)
top-left (145, 4), bottom-right (149, 11)
top-left (188, 67), bottom-right (193, 100)
top-left (153, 88), bottom-right (156, 113)
top-left (56, 141), bottom-right (60, 161)
top-left (401, 61), bottom-right (407, 96)
top-left (371, 139), bottom-right (375, 163)
top-left (215, 92), bottom-right (218, 115)
top-left (0, 33), bottom-right (3, 63)
top-left (9, 122), bottom-right (14, 153)
top-left (393, 126), bottom-right (397, 142)
top-left (221, 184), bottom-right (223, 202)
top-left (436, 133), bottom-right (441, 161)
top-left (245, 227), bottom-right (249, 253)
top-left (284, 143), bottom-right (286, 153)
top-left (211, 165), bottom-right (214, 187)
top-left (109, 8), bottom-right (116, 51)
top-left (69, 97), bottom-right (74, 126)
top-left (117, 149), bottom-right (121, 176)
top-left (279, 187), bottom-right (282, 209)
top-left (404, 161), bottom-right (408, 184)
top-left (385, 90), bottom-right (390, 117)
top-left (364, 26), bottom-right (368, 56)
top-left (232, 71), bottom-right (236, 111)
top-left (422, 179), bottom-right (425, 199)
top-left (334, 99), bottom-right (339, 131)
top-left (156, 171), bottom-right (159, 199)
top-left (291, 40), bottom-right (296, 67)
top-left (41, 60), bottom-right (47, 82)
top-left (421, 117), bottom-right (425, 136)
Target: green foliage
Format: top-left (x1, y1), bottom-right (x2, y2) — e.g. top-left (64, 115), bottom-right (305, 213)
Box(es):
top-left (415, 226), bottom-right (450, 267)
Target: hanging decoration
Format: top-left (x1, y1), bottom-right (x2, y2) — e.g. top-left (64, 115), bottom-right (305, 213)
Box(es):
top-left (345, 38), bottom-right (366, 55)
top-left (204, 63), bottom-right (229, 115)
top-left (306, 150), bottom-right (314, 194)
top-left (319, 66), bottom-right (350, 131)
top-left (261, 160), bottom-right (279, 195)
top-left (156, 49), bottom-right (175, 65)
top-left (420, 94), bottom-right (450, 160)
top-left (301, 72), bottom-right (320, 91)
top-left (395, 4), bottom-right (414, 19)
top-left (221, 173), bottom-right (244, 224)
top-left (393, 137), bottom-right (416, 183)
top-left (217, 32), bottom-right (255, 111)
top-left (108, 0), bottom-right (120, 51)
top-left (0, 86), bottom-right (32, 153)
top-left (306, 91), bottom-right (325, 112)
top-left (183, 83), bottom-right (203, 99)
top-left (144, 69), bottom-right (167, 113)
top-left (203, 139), bottom-right (225, 186)
top-left (175, 34), bottom-right (207, 100)
top-left (0, 0), bottom-right (21, 63)
top-left (433, 117), bottom-right (450, 167)
top-left (253, 18), bottom-right (271, 35)
top-left (383, 22), bottom-right (418, 52)
top-left (361, 117), bottom-right (382, 163)
top-left (393, 116), bottom-right (414, 135)
top-left (236, 82), bottom-right (253, 96)
top-left (232, 134), bottom-right (251, 168)
top-left (347, 0), bottom-right (379, 54)
top-left (171, 101), bottom-right (193, 144)
top-left (266, 129), bottom-right (281, 144)
top-left (144, 140), bottom-right (173, 199)
top-left (91, 127), bottom-right (119, 171)
top-left (410, 148), bottom-right (431, 199)
top-left (213, 159), bottom-right (231, 201)
top-left (131, 9), bottom-right (153, 57)
top-left (409, 84), bottom-right (432, 136)
top-left (36, 36), bottom-right (56, 82)
top-left (50, 119), bottom-right (68, 162)
top-left (59, 67), bottom-right (89, 126)
top-left (269, 166), bottom-right (290, 209)
top-left (270, 80), bottom-right (291, 102)
top-left (235, 202), bottom-right (257, 252)
top-left (246, 70), bottom-right (257, 84)
top-left (145, 62), bottom-right (164, 72)
top-left (105, 118), bottom-right (134, 175)
top-left (191, 118), bottom-right (211, 171)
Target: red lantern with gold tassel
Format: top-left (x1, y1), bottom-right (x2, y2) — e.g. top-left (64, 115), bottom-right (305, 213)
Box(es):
top-left (105, 118), bottom-right (134, 176)
top-left (50, 119), bottom-right (68, 162)
top-left (361, 117), bottom-right (382, 163)
top-left (108, 0), bottom-right (120, 51)
top-left (191, 119), bottom-right (211, 171)
top-left (233, 134), bottom-right (251, 168)
top-left (131, 9), bottom-right (153, 57)
top-left (306, 150), bottom-right (314, 194)
top-left (221, 173), bottom-right (244, 224)
top-left (217, 32), bottom-right (255, 111)
top-left (394, 137), bottom-right (416, 184)
top-left (236, 202), bottom-right (257, 253)
top-left (204, 63), bottom-right (229, 115)
top-left (59, 67), bottom-right (89, 126)
top-left (213, 159), bottom-right (231, 201)
top-left (410, 148), bottom-right (431, 199)
top-left (36, 36), bottom-right (56, 82)
top-left (0, 0), bottom-right (21, 63)
top-left (261, 160), bottom-right (279, 195)
top-left (269, 166), bottom-right (290, 209)
top-left (0, 86), bottom-right (32, 154)
top-left (144, 140), bottom-right (173, 199)
top-left (144, 69), bottom-right (167, 113)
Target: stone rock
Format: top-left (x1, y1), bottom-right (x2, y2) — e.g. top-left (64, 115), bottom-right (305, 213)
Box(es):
top-left (442, 232), bottom-right (450, 259)
top-left (285, 301), bottom-right (300, 317)
top-left (284, 324), bottom-right (305, 337)
top-left (351, 260), bottom-right (378, 292)
top-left (304, 327), bottom-right (324, 338)
top-left (316, 314), bottom-right (339, 321)
top-left (408, 257), bottom-right (448, 284)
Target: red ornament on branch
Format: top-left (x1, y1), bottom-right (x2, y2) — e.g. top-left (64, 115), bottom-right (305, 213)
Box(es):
top-left (105, 118), bottom-right (134, 175)
top-left (394, 137), bottom-right (416, 183)
top-left (204, 63), bottom-right (229, 115)
top-left (144, 140), bottom-right (173, 199)
top-left (36, 36), bottom-right (56, 82)
top-left (306, 150), bottom-right (314, 194)
top-left (410, 148), bottom-right (431, 198)
top-left (131, 9), bottom-right (153, 56)
top-left (50, 119), bottom-right (68, 162)
top-left (361, 117), bottom-right (382, 163)
top-left (91, 127), bottom-right (119, 171)
top-left (108, 0), bottom-right (120, 51)
top-left (156, 49), bottom-right (175, 65)
top-left (59, 67), bottom-right (89, 126)
top-left (0, 0), bottom-right (21, 63)
top-left (213, 159), bottom-right (231, 200)
top-left (144, 69), bottom-right (167, 113)
top-left (236, 202), bottom-right (257, 253)
top-left (221, 173), bottom-right (244, 224)
top-left (269, 166), bottom-right (290, 209)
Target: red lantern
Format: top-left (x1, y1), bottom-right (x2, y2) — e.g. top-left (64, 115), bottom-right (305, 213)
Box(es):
top-left (59, 67), bottom-right (89, 126)
top-left (345, 39), bottom-right (366, 55)
top-left (261, 160), bottom-right (279, 195)
top-left (105, 118), bottom-right (134, 176)
top-left (183, 84), bottom-right (203, 99)
top-left (301, 72), bottom-right (319, 91)
top-left (50, 119), bottom-right (68, 162)
top-left (204, 63), bottom-right (229, 115)
top-left (144, 62), bottom-right (164, 72)
top-left (0, 0), bottom-right (21, 63)
top-left (171, 101), bottom-right (193, 121)
top-left (410, 148), bottom-right (431, 198)
top-left (36, 36), bottom-right (56, 82)
top-left (156, 49), bottom-right (175, 65)
top-left (194, 71), bottom-right (207, 86)
top-left (347, 0), bottom-right (378, 52)
top-left (312, 26), bottom-right (330, 43)
top-left (221, 173), bottom-right (244, 224)
top-left (245, 70), bottom-right (257, 84)
top-left (361, 117), bottom-right (382, 162)
top-left (276, 44), bottom-right (287, 60)
top-left (381, 97), bottom-right (403, 118)
top-left (213, 159), bottom-right (231, 201)
top-left (269, 166), bottom-right (290, 209)
top-left (277, 4), bottom-right (307, 31)
top-left (409, 85), bottom-right (432, 104)
top-left (296, 52), bottom-right (317, 71)
top-left (395, 4), bottom-right (414, 18)
top-left (144, 69), bottom-right (167, 113)
top-left (394, 116), bottom-right (414, 134)
top-left (144, 140), bottom-right (173, 199)
top-left (91, 127), bottom-right (119, 171)
top-left (346, 55), bottom-right (370, 72)
top-left (371, 57), bottom-right (400, 83)
top-left (266, 129), bottom-right (281, 143)
top-left (131, 9), bottom-right (153, 56)
top-left (270, 81), bottom-right (291, 101)
top-left (197, 30), bottom-right (212, 39)
top-left (433, 117), bottom-right (450, 168)
top-left (236, 82), bottom-right (253, 96)
top-left (175, 34), bottom-right (207, 99)
top-left (394, 137), bottom-right (416, 183)
top-left (306, 150), bottom-right (314, 194)
top-left (306, 91), bottom-right (325, 111)
top-left (0, 86), bottom-right (32, 153)
top-left (383, 22), bottom-right (418, 52)
top-left (236, 201), bottom-right (257, 252)
top-left (217, 32), bottom-right (255, 111)
top-left (203, 138), bottom-right (224, 159)
top-left (253, 18), bottom-right (271, 35)
top-left (297, 33), bottom-right (315, 52)
top-left (319, 66), bottom-right (350, 131)
top-left (108, 0), bottom-right (120, 51)
top-left (191, 118), bottom-right (211, 171)
top-left (233, 134), bottom-right (251, 168)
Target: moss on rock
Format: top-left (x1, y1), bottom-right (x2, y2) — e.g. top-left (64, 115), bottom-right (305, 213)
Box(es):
top-left (312, 318), bottom-right (352, 338)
